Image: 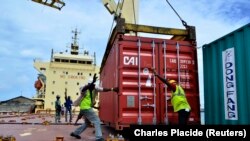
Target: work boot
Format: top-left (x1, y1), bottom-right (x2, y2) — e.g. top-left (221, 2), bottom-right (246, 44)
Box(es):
top-left (70, 132), bottom-right (81, 139)
top-left (96, 138), bottom-right (105, 141)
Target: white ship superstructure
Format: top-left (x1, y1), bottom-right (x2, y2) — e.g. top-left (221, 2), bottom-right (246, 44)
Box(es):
top-left (33, 29), bottom-right (99, 111)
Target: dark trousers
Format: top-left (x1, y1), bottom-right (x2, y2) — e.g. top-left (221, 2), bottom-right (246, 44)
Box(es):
top-left (65, 108), bottom-right (72, 122)
top-left (178, 109), bottom-right (190, 125)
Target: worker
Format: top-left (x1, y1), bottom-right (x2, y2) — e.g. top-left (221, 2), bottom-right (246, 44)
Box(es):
top-left (70, 73), bottom-right (118, 140)
top-left (55, 95), bottom-right (62, 123)
top-left (152, 68), bottom-right (191, 125)
top-left (64, 93), bottom-right (73, 122)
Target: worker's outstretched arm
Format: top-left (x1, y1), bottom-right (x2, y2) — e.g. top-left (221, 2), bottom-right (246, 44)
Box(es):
top-left (65, 92), bottom-right (67, 100)
top-left (152, 68), bottom-right (175, 91)
top-left (102, 87), bottom-right (119, 92)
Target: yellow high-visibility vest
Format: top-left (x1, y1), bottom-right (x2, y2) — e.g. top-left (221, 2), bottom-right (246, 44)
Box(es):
top-left (80, 90), bottom-right (92, 110)
top-left (171, 85), bottom-right (191, 112)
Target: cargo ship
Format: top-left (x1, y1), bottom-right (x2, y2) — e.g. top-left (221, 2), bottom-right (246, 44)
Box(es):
top-left (30, 0), bottom-right (201, 130)
top-left (33, 29), bottom-right (100, 112)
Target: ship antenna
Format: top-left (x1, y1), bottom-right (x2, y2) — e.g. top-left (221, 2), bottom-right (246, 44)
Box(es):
top-left (70, 28), bottom-right (81, 55)
top-left (50, 49), bottom-right (54, 62)
top-left (94, 52), bottom-right (96, 66)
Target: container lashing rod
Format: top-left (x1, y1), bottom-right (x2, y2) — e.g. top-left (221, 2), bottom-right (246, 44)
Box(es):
top-left (152, 40), bottom-right (156, 125)
top-left (176, 42), bottom-right (181, 84)
top-left (163, 40), bottom-right (169, 125)
top-left (137, 39), bottom-right (142, 125)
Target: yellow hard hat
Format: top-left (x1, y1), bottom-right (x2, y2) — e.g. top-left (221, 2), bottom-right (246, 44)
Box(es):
top-left (169, 80), bottom-right (177, 84)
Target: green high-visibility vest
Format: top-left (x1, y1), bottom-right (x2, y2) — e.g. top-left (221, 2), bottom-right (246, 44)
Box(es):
top-left (171, 85), bottom-right (191, 112)
top-left (80, 90), bottom-right (92, 110)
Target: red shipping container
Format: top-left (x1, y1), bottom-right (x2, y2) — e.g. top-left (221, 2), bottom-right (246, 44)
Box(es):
top-left (99, 34), bottom-right (200, 130)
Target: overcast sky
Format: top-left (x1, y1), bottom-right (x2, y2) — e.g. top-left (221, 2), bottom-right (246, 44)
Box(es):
top-left (0, 0), bottom-right (249, 107)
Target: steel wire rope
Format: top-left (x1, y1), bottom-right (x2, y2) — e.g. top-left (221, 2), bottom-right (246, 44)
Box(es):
top-left (165, 0), bottom-right (188, 27)
top-left (107, 0), bottom-right (124, 43)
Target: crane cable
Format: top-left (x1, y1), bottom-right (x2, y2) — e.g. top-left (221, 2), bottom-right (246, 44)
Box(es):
top-left (165, 0), bottom-right (188, 28)
top-left (107, 0), bottom-right (124, 43)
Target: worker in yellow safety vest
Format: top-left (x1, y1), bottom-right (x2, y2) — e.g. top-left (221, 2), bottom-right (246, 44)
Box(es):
top-left (70, 73), bottom-right (118, 141)
top-left (153, 68), bottom-right (191, 125)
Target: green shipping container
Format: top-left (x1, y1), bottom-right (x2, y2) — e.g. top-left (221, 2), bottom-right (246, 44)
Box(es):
top-left (203, 23), bottom-right (250, 125)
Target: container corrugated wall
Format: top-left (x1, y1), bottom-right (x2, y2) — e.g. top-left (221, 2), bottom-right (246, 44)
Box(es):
top-left (203, 23), bottom-right (250, 124)
top-left (99, 34), bottom-right (200, 130)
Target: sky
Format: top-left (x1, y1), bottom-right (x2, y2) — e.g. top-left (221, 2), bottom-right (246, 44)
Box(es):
top-left (0, 0), bottom-right (249, 107)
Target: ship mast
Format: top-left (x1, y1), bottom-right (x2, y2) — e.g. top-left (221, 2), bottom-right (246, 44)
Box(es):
top-left (71, 28), bottom-right (80, 55)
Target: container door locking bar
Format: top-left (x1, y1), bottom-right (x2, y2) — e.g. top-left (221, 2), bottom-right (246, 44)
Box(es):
top-left (152, 40), bottom-right (156, 125)
top-left (163, 40), bottom-right (169, 125)
top-left (176, 42), bottom-right (181, 84)
top-left (137, 39), bottom-right (142, 125)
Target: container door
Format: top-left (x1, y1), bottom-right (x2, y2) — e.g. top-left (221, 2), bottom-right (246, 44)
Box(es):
top-left (158, 40), bottom-right (200, 124)
top-left (118, 37), bottom-right (158, 125)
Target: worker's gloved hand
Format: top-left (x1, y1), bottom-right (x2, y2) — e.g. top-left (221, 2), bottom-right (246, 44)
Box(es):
top-left (89, 83), bottom-right (95, 91)
top-left (151, 68), bottom-right (157, 76)
top-left (113, 87), bottom-right (119, 93)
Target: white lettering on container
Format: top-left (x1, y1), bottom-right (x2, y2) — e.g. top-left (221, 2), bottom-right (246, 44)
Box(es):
top-left (124, 56), bottom-right (138, 66)
top-left (169, 58), bottom-right (194, 65)
top-left (222, 48), bottom-right (238, 120)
